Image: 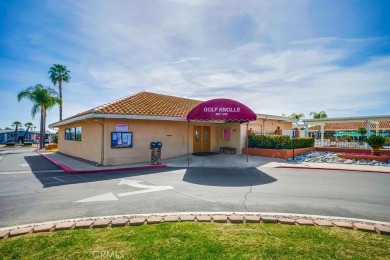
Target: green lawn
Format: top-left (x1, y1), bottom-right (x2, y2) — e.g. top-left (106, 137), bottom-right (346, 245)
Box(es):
top-left (1, 222), bottom-right (389, 259)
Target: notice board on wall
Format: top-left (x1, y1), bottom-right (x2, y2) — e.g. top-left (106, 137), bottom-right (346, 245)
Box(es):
top-left (223, 128), bottom-right (231, 141)
top-left (111, 132), bottom-right (133, 148)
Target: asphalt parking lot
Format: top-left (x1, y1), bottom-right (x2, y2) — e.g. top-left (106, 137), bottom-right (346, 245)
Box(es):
top-left (1, 147), bottom-right (390, 227)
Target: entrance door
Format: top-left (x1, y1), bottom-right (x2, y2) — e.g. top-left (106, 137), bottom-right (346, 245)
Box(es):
top-left (193, 126), bottom-right (211, 153)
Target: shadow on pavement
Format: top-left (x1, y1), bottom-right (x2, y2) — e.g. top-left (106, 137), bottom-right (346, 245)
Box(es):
top-left (182, 167), bottom-right (277, 187)
top-left (23, 155), bottom-right (182, 188)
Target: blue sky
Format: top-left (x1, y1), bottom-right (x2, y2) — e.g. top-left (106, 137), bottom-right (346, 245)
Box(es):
top-left (1, 0), bottom-right (389, 130)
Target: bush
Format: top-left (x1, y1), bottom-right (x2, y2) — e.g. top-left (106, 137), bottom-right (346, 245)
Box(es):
top-left (249, 135), bottom-right (290, 149)
top-left (366, 135), bottom-right (385, 149)
top-left (5, 142), bottom-right (15, 146)
top-left (249, 135), bottom-right (315, 149)
top-left (287, 138), bottom-right (315, 149)
top-left (23, 142), bottom-right (33, 146)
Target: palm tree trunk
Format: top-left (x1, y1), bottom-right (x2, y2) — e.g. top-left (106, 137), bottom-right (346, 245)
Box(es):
top-left (59, 78), bottom-right (62, 121)
top-left (23, 126), bottom-right (30, 143)
top-left (40, 107), bottom-right (46, 149)
top-left (14, 126), bottom-right (19, 143)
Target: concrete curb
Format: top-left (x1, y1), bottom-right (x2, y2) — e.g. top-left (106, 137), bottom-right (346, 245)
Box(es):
top-left (35, 149), bottom-right (167, 174)
top-left (1, 212), bottom-right (389, 239)
top-left (278, 165), bottom-right (390, 174)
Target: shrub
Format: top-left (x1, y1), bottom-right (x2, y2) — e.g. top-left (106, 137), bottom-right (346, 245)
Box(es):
top-left (249, 135), bottom-right (315, 149)
top-left (249, 134), bottom-right (290, 149)
top-left (287, 138), bottom-right (315, 149)
top-left (5, 142), bottom-right (15, 146)
top-left (23, 142), bottom-right (33, 146)
top-left (366, 135), bottom-right (385, 149)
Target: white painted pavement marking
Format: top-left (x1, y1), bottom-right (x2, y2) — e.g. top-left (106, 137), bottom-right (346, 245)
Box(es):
top-left (0, 170), bottom-right (64, 175)
top-left (76, 192), bottom-right (118, 202)
top-left (17, 163), bottom-right (30, 168)
top-left (0, 151), bottom-right (8, 161)
top-left (75, 178), bottom-right (174, 203)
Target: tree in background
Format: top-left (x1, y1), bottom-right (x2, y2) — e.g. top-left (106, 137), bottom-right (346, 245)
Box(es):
top-left (12, 121), bottom-right (22, 142)
top-left (310, 111), bottom-right (328, 119)
top-left (17, 84), bottom-right (61, 149)
top-left (289, 113), bottom-right (305, 120)
top-left (357, 127), bottom-right (367, 144)
top-left (48, 64), bottom-right (71, 121)
top-left (4, 127), bottom-right (12, 130)
top-left (23, 122), bottom-right (34, 143)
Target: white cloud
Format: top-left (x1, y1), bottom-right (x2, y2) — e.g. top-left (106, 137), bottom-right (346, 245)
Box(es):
top-left (1, 0), bottom-right (389, 129)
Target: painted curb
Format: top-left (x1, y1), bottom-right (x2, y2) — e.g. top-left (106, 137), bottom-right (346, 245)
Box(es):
top-left (35, 149), bottom-right (167, 174)
top-left (1, 212), bottom-right (389, 239)
top-left (278, 165), bottom-right (390, 174)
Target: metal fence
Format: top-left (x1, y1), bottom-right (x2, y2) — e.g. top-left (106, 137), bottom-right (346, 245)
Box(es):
top-left (314, 139), bottom-right (390, 150)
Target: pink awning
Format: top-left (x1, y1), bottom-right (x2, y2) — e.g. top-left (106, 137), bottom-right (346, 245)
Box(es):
top-left (186, 99), bottom-right (257, 122)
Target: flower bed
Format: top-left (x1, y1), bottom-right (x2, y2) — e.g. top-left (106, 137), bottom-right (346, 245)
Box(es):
top-left (337, 153), bottom-right (390, 162)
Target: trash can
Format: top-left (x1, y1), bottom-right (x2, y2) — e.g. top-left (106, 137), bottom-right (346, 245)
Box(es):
top-left (150, 141), bottom-right (162, 165)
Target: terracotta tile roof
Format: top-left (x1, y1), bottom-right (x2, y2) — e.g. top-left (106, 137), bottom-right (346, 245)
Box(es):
top-left (309, 121), bottom-right (390, 131)
top-left (63, 91), bottom-right (203, 121)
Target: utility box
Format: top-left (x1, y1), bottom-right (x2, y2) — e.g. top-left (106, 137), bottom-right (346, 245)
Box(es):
top-left (150, 142), bottom-right (162, 165)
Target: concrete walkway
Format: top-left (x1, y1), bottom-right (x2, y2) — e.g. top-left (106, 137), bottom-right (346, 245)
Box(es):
top-left (37, 150), bottom-right (390, 173)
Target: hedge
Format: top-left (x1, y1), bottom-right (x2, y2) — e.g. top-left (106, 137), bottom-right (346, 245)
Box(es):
top-left (23, 142), bottom-right (33, 146)
top-left (5, 142), bottom-right (16, 146)
top-left (287, 138), bottom-right (315, 149)
top-left (248, 135), bottom-right (314, 149)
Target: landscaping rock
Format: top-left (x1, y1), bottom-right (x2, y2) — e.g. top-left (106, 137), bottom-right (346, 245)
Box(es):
top-left (313, 220), bottom-right (333, 227)
top-left (375, 225), bottom-right (390, 235)
top-left (163, 216), bottom-right (180, 222)
top-left (0, 231), bottom-right (10, 239)
top-left (55, 222), bottom-right (75, 231)
top-left (244, 216), bottom-right (261, 223)
top-left (261, 217), bottom-right (277, 223)
top-left (228, 215), bottom-right (244, 223)
top-left (129, 218), bottom-right (145, 226)
top-left (10, 227), bottom-right (33, 237)
top-left (33, 224), bottom-right (55, 233)
top-left (277, 218), bottom-right (295, 225)
top-left (146, 216), bottom-right (163, 224)
top-left (75, 220), bottom-right (93, 229)
top-left (196, 215), bottom-right (212, 222)
top-left (111, 218), bottom-right (129, 227)
top-left (93, 219), bottom-right (112, 228)
top-left (353, 223), bottom-right (375, 232)
top-left (332, 221), bottom-right (353, 229)
top-left (212, 215), bottom-right (228, 223)
top-left (180, 215), bottom-right (196, 222)
top-left (296, 219), bottom-right (314, 226)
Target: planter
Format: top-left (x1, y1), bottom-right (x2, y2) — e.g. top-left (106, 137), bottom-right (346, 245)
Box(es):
top-left (45, 144), bottom-right (58, 150)
top-left (243, 147), bottom-right (315, 159)
top-left (337, 153), bottom-right (390, 163)
top-left (372, 148), bottom-right (381, 156)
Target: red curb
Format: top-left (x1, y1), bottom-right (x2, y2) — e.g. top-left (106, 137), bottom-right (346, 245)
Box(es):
top-left (35, 149), bottom-right (167, 174)
top-left (278, 165), bottom-right (390, 174)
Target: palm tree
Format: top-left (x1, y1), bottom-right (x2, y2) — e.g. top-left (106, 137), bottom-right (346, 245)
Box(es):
top-left (12, 121), bottom-right (22, 143)
top-left (310, 111), bottom-right (328, 119)
top-left (289, 113), bottom-right (305, 120)
top-left (17, 84), bottom-right (61, 149)
top-left (23, 122), bottom-right (34, 143)
top-left (48, 64), bottom-right (71, 121)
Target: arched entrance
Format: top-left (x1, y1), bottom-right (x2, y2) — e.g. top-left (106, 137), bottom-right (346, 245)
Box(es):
top-left (186, 98), bottom-right (257, 164)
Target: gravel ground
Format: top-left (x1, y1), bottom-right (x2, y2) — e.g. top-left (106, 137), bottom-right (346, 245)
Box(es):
top-left (290, 151), bottom-right (390, 167)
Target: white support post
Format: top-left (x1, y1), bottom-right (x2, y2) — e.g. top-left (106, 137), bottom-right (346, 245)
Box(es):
top-left (320, 125), bottom-right (324, 147)
top-left (305, 123), bottom-right (308, 138)
top-left (366, 120), bottom-right (371, 138)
